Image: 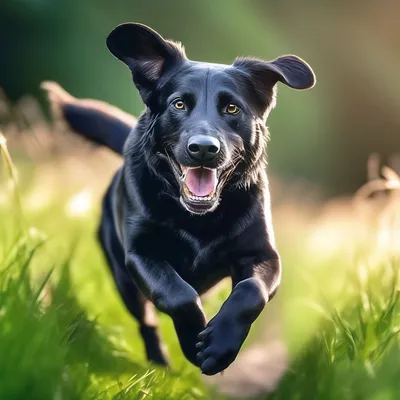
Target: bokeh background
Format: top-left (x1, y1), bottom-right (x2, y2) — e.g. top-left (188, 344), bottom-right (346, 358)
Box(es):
top-left (1, 1), bottom-right (400, 399)
top-left (2, 0), bottom-right (399, 195)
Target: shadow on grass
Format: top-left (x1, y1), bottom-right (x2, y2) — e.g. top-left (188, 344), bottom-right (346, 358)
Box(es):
top-left (0, 234), bottom-right (186, 399)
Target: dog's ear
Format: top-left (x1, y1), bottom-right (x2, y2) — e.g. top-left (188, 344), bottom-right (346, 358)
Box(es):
top-left (233, 55), bottom-right (315, 110)
top-left (107, 23), bottom-right (186, 104)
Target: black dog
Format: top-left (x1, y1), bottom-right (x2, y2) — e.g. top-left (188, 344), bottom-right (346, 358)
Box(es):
top-left (43, 23), bottom-right (315, 375)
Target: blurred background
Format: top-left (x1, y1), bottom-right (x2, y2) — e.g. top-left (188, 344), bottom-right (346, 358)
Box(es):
top-left (1, 2), bottom-right (400, 399)
top-left (1, 0), bottom-right (399, 196)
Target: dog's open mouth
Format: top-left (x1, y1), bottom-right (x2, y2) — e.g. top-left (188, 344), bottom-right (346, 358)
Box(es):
top-left (180, 166), bottom-right (219, 213)
top-left (182, 167), bottom-right (217, 200)
top-left (158, 150), bottom-right (233, 214)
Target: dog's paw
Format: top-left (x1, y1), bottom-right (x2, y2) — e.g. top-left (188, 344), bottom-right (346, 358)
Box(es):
top-left (196, 314), bottom-right (250, 375)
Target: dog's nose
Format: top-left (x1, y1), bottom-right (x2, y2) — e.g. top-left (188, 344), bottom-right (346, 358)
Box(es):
top-left (187, 135), bottom-right (220, 162)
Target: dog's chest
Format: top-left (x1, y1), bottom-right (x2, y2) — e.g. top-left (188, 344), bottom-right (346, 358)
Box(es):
top-left (173, 231), bottom-right (230, 293)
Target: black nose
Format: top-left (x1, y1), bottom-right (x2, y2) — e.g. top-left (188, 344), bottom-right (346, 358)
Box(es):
top-left (187, 135), bottom-right (220, 162)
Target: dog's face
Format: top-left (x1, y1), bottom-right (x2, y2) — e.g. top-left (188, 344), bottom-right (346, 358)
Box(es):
top-left (107, 23), bottom-right (315, 215)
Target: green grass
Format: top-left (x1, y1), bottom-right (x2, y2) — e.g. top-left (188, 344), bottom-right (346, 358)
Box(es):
top-left (1, 128), bottom-right (400, 399)
top-left (0, 241), bottom-right (212, 399)
top-left (268, 257), bottom-right (400, 400)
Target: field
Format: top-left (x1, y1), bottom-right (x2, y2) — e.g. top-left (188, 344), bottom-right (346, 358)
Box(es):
top-left (1, 98), bottom-right (400, 399)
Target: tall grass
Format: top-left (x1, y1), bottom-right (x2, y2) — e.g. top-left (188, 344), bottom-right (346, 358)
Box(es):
top-left (1, 98), bottom-right (400, 399)
top-left (0, 129), bottom-right (214, 399)
top-left (265, 161), bottom-right (400, 400)
top-left (268, 258), bottom-right (400, 400)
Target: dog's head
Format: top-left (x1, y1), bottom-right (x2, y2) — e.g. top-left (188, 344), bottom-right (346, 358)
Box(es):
top-left (107, 23), bottom-right (315, 215)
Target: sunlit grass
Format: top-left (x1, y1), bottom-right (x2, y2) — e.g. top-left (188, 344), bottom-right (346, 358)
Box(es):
top-left (1, 98), bottom-right (400, 399)
top-left (0, 125), bottom-right (213, 399)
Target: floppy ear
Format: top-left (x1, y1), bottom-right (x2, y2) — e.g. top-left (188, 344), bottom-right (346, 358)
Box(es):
top-left (106, 23), bottom-right (186, 104)
top-left (233, 55), bottom-right (316, 110)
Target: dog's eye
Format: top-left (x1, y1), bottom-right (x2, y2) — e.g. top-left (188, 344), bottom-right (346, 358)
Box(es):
top-left (225, 103), bottom-right (240, 115)
top-left (173, 99), bottom-right (186, 110)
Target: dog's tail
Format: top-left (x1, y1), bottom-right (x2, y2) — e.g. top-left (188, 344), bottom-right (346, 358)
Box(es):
top-left (41, 81), bottom-right (136, 155)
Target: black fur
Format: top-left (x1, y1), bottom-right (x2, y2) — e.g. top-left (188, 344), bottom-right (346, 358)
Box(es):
top-left (43, 23), bottom-right (315, 375)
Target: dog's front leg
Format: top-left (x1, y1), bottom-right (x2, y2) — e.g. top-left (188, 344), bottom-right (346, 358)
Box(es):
top-left (196, 256), bottom-right (281, 375)
top-left (125, 252), bottom-right (207, 366)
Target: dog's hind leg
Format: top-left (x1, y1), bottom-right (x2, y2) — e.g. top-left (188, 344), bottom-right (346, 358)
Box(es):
top-left (98, 203), bottom-right (168, 366)
top-left (113, 268), bottom-right (169, 366)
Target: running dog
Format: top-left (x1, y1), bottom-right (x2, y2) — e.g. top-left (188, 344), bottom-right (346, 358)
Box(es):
top-left (42, 22), bottom-right (315, 375)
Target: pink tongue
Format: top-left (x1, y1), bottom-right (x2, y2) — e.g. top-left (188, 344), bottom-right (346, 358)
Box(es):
top-left (185, 168), bottom-right (217, 197)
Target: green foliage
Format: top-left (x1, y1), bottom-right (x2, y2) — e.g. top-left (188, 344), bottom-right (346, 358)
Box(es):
top-left (269, 260), bottom-right (400, 400)
top-left (2, 132), bottom-right (400, 399)
top-left (0, 233), bottom-right (213, 399)
top-left (0, 135), bottom-right (213, 399)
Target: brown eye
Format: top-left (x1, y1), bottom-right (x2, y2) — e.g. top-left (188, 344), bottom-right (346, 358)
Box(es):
top-left (174, 99), bottom-right (185, 110)
top-left (225, 103), bottom-right (240, 115)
